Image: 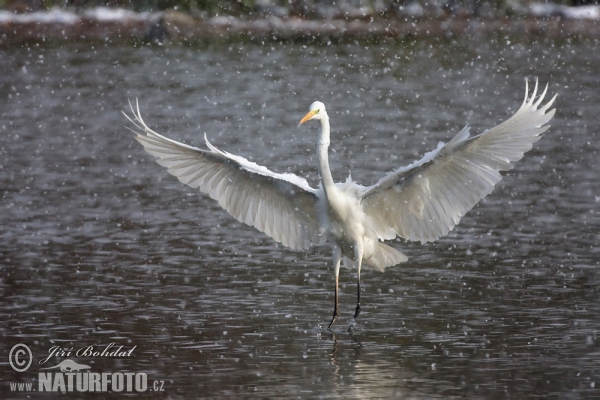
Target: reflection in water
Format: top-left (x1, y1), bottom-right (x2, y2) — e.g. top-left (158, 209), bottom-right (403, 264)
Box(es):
top-left (1, 36), bottom-right (599, 398)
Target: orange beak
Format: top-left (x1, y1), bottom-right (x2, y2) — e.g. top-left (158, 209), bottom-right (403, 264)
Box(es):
top-left (299, 110), bottom-right (317, 125)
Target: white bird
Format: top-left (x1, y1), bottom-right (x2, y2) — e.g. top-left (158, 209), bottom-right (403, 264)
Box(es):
top-left (125, 80), bottom-right (556, 330)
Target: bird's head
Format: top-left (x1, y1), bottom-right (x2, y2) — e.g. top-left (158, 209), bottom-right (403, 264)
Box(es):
top-left (299, 101), bottom-right (327, 125)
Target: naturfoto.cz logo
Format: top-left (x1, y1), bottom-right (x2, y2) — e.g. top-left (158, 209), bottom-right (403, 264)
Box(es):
top-left (8, 343), bottom-right (165, 393)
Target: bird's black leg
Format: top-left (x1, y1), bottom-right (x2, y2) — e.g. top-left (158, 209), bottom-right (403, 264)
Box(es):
top-left (328, 246), bottom-right (342, 330)
top-left (328, 281), bottom-right (338, 330)
top-left (349, 245), bottom-right (364, 332)
top-left (353, 275), bottom-right (361, 319)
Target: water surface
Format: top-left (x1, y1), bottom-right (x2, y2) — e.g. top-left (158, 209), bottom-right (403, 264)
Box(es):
top-left (1, 36), bottom-right (599, 398)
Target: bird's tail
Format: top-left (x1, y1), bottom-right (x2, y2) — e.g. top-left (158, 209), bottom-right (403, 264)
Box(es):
top-left (365, 243), bottom-right (408, 272)
top-left (342, 243), bottom-right (408, 272)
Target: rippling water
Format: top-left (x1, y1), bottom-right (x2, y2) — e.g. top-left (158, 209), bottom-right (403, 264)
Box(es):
top-left (1, 35), bottom-right (599, 398)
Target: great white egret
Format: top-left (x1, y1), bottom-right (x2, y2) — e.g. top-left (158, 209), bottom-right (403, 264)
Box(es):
top-left (125, 80), bottom-right (556, 330)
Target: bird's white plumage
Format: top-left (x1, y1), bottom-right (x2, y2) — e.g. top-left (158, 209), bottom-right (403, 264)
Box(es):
top-left (125, 101), bottom-right (322, 250)
top-left (126, 80), bottom-right (555, 260)
top-left (126, 80), bottom-right (556, 328)
top-left (361, 80), bottom-right (556, 243)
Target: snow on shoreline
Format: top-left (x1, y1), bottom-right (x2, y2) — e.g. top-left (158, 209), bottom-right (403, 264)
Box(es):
top-left (0, 7), bottom-right (79, 24)
top-left (0, 5), bottom-right (598, 45)
top-left (0, 7), bottom-right (157, 25)
top-left (0, 4), bottom-right (599, 26)
top-left (530, 4), bottom-right (600, 20)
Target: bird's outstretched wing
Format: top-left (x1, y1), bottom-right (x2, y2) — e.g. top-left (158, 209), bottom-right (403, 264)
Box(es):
top-left (125, 101), bottom-right (323, 250)
top-left (361, 80), bottom-right (557, 243)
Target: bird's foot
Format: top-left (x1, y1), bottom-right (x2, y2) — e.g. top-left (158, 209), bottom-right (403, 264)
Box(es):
top-left (347, 320), bottom-right (354, 333)
top-left (348, 304), bottom-right (361, 332)
top-left (327, 311), bottom-right (338, 330)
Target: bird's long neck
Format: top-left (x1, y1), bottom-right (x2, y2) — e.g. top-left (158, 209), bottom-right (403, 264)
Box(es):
top-left (317, 115), bottom-right (335, 193)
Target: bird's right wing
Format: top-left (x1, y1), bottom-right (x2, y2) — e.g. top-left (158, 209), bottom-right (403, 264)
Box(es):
top-left (125, 101), bottom-right (323, 250)
top-left (361, 80), bottom-right (556, 243)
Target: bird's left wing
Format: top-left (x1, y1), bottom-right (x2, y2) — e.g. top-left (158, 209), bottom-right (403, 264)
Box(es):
top-left (125, 101), bottom-right (323, 250)
top-left (361, 80), bottom-right (556, 243)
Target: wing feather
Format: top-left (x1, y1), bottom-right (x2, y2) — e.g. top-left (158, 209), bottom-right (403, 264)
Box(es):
top-left (362, 80), bottom-right (556, 243)
top-left (125, 100), bottom-right (323, 250)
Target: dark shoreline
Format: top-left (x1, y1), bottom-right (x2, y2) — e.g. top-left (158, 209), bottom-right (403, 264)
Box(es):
top-left (1, 10), bottom-right (598, 46)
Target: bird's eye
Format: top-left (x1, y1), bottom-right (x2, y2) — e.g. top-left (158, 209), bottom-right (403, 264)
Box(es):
top-left (314, 109), bottom-right (320, 114)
